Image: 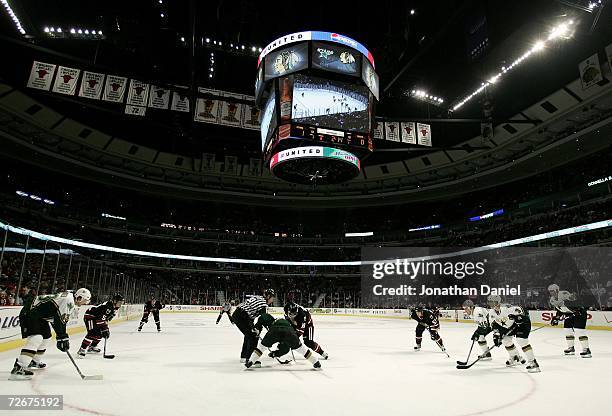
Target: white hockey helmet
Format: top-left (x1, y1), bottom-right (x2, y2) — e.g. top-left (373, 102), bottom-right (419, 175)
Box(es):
top-left (75, 288), bottom-right (91, 303)
top-left (547, 283), bottom-right (560, 293)
top-left (487, 294), bottom-right (501, 308)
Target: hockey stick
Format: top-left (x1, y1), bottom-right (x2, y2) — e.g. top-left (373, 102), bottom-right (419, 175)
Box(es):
top-left (103, 338), bottom-right (115, 359)
top-left (457, 340), bottom-right (475, 366)
top-left (456, 323), bottom-right (545, 369)
top-left (66, 351), bottom-right (103, 380)
top-left (428, 327), bottom-right (449, 357)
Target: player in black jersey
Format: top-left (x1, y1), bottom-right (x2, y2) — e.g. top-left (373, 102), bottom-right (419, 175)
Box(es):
top-left (233, 289), bottom-right (275, 362)
top-left (138, 297), bottom-right (165, 332)
top-left (284, 302), bottom-right (328, 359)
top-left (411, 307), bottom-right (445, 352)
top-left (78, 293), bottom-right (124, 357)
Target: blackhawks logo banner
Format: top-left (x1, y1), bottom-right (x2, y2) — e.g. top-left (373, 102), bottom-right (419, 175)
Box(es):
top-left (52, 66), bottom-right (81, 95)
top-left (102, 75), bottom-right (128, 102)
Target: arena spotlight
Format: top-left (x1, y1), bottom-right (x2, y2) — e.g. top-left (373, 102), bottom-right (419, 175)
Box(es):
top-left (1, 0), bottom-right (26, 35)
top-left (452, 20), bottom-right (575, 111)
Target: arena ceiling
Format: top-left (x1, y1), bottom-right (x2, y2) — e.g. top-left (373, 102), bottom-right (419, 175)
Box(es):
top-left (0, 0), bottom-right (611, 198)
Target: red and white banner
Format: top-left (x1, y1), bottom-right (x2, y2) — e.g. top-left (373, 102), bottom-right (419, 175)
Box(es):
top-left (171, 91), bottom-right (190, 112)
top-left (194, 97), bottom-right (220, 124)
top-left (51, 66), bottom-right (80, 95)
top-left (102, 75), bottom-right (128, 102)
top-left (384, 122), bottom-right (400, 142)
top-left (125, 105), bottom-right (147, 117)
top-left (127, 79), bottom-right (150, 107)
top-left (78, 71), bottom-right (105, 100)
top-left (401, 122), bottom-right (416, 144)
top-left (26, 61), bottom-right (56, 91)
top-left (242, 103), bottom-right (261, 130)
top-left (219, 100), bottom-right (243, 127)
top-left (578, 53), bottom-right (603, 90)
top-left (372, 121), bottom-right (384, 140)
top-left (148, 86), bottom-right (170, 109)
top-left (417, 122), bottom-right (432, 146)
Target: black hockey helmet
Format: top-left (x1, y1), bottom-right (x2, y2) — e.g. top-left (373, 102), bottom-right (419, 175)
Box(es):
top-left (112, 293), bottom-right (125, 302)
top-left (413, 306), bottom-right (424, 313)
top-left (286, 302), bottom-right (299, 317)
top-left (264, 288), bottom-right (275, 299)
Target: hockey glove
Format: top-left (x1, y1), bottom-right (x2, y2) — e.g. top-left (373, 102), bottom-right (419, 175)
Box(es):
top-left (493, 331), bottom-right (503, 347)
top-left (508, 314), bottom-right (524, 323)
top-left (101, 327), bottom-right (110, 339)
top-left (550, 317), bottom-right (559, 326)
top-left (471, 330), bottom-right (480, 341)
top-left (57, 338), bottom-right (70, 352)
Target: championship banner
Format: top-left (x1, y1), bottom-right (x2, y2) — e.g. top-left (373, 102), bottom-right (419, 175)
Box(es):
top-left (605, 43), bottom-right (612, 75)
top-left (242, 103), bottom-right (261, 130)
top-left (219, 99), bottom-right (243, 127)
top-left (400, 122), bottom-right (416, 144)
top-left (148, 86), bottom-right (170, 109)
top-left (125, 105), bottom-right (147, 117)
top-left (372, 121), bottom-right (384, 140)
top-left (26, 61), bottom-right (56, 91)
top-left (51, 66), bottom-right (81, 95)
top-left (224, 155), bottom-right (238, 175)
top-left (578, 53), bottom-right (602, 90)
top-left (78, 71), bottom-right (105, 100)
top-left (127, 79), bottom-right (150, 107)
top-left (384, 122), bottom-right (400, 142)
top-left (171, 91), bottom-right (190, 112)
top-left (417, 123), bottom-right (432, 146)
top-left (102, 75), bottom-right (128, 102)
top-left (194, 97), bottom-right (220, 124)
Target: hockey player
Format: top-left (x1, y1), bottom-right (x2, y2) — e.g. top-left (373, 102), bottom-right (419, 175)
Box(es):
top-left (462, 299), bottom-right (493, 360)
top-left (548, 283), bottom-right (591, 357)
top-left (284, 302), bottom-right (328, 359)
top-left (137, 297), bottom-right (165, 332)
top-left (232, 289), bottom-right (275, 362)
top-left (9, 288), bottom-right (91, 380)
top-left (411, 306), bottom-right (445, 352)
top-left (244, 313), bottom-right (321, 370)
top-left (216, 300), bottom-right (234, 325)
top-left (78, 293), bottom-right (124, 357)
top-left (488, 295), bottom-right (540, 373)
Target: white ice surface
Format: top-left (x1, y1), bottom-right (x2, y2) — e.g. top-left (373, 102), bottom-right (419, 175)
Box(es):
top-left (2, 313), bottom-right (611, 416)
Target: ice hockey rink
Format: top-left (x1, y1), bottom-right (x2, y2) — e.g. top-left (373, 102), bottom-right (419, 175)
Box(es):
top-left (1, 312), bottom-right (611, 416)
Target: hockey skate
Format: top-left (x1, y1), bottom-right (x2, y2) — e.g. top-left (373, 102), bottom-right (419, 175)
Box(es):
top-left (87, 346), bottom-right (101, 354)
top-left (580, 348), bottom-right (592, 358)
top-left (505, 355), bottom-right (525, 366)
top-left (8, 359), bottom-right (34, 381)
top-left (321, 351), bottom-right (329, 360)
top-left (240, 358), bottom-right (247, 363)
top-left (313, 361), bottom-right (322, 370)
top-left (77, 348), bottom-right (87, 358)
top-left (564, 346), bottom-right (575, 355)
top-left (28, 360), bottom-right (47, 370)
top-left (414, 345), bottom-right (421, 351)
top-left (478, 352), bottom-right (492, 361)
top-left (526, 360), bottom-right (541, 373)
top-left (244, 360), bottom-right (261, 369)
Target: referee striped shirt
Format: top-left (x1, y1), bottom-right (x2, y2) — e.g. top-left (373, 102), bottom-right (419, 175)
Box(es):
top-left (238, 295), bottom-right (267, 319)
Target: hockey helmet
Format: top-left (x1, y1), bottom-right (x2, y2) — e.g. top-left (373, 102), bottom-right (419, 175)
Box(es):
top-left (264, 288), bottom-right (275, 299)
top-left (487, 294), bottom-right (501, 308)
top-left (286, 302), bottom-right (299, 318)
top-left (547, 283), bottom-right (560, 293)
top-left (75, 288), bottom-right (91, 303)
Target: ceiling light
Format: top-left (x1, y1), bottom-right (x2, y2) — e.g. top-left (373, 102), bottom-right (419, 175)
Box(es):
top-left (70, 28), bottom-right (75, 34)
top-left (84, 29), bottom-right (89, 34)
top-left (206, 38), bottom-right (210, 43)
top-left (44, 27), bottom-right (49, 32)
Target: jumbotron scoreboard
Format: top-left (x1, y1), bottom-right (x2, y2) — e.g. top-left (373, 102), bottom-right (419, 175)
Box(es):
top-left (255, 31), bottom-right (379, 184)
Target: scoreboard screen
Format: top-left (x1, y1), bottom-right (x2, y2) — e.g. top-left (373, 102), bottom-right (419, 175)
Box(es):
top-left (260, 87), bottom-right (277, 150)
top-left (286, 123), bottom-right (372, 150)
top-left (264, 43), bottom-right (309, 81)
top-left (291, 74), bottom-right (370, 133)
top-left (311, 41), bottom-right (361, 77)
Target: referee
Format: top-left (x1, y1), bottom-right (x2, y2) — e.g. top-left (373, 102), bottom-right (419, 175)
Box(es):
top-left (233, 289), bottom-right (275, 362)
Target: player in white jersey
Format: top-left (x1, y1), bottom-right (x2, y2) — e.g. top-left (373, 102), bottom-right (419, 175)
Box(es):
top-left (487, 295), bottom-right (541, 373)
top-left (548, 284), bottom-right (591, 357)
top-left (462, 300), bottom-right (492, 360)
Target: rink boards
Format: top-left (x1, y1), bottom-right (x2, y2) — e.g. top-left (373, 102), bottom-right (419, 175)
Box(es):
top-left (160, 304), bottom-right (612, 330)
